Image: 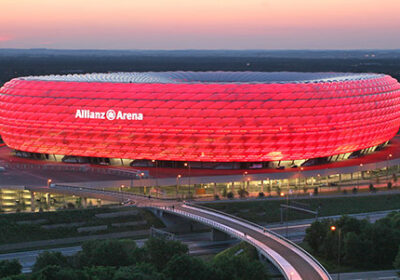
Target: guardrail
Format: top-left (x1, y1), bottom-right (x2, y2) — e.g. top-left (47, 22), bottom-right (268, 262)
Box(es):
top-left (49, 184), bottom-right (176, 202)
top-left (184, 203), bottom-right (331, 280)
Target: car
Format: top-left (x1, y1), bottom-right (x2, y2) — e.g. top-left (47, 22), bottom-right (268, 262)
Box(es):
top-left (0, 166), bottom-right (5, 172)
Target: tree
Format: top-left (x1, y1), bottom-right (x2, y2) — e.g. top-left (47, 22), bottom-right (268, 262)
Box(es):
top-left (163, 254), bottom-right (212, 280)
top-left (33, 251), bottom-right (68, 272)
top-left (143, 237), bottom-right (188, 271)
top-left (212, 255), bottom-right (268, 280)
top-left (83, 266), bottom-right (116, 280)
top-left (393, 245), bottom-right (400, 269)
top-left (388, 182), bottom-right (393, 189)
top-left (343, 232), bottom-right (372, 268)
top-left (304, 220), bottom-right (330, 254)
top-left (76, 239), bottom-right (139, 267)
top-left (113, 263), bottom-right (165, 280)
top-left (0, 259), bottom-right (22, 278)
top-left (31, 265), bottom-right (88, 280)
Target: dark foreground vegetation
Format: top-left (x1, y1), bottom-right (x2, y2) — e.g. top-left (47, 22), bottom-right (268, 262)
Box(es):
top-left (0, 49), bottom-right (400, 86)
top-left (0, 238), bottom-right (269, 280)
top-left (304, 211), bottom-right (400, 272)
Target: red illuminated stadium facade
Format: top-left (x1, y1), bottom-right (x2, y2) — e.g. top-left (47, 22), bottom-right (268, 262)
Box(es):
top-left (0, 72), bottom-right (399, 167)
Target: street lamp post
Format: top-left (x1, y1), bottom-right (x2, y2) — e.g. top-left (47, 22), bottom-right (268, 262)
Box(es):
top-left (139, 172), bottom-right (145, 195)
top-left (358, 163), bottom-right (363, 190)
top-left (243, 171), bottom-right (248, 191)
top-left (331, 225), bottom-right (341, 280)
top-left (176, 174), bottom-right (181, 199)
top-left (120, 184), bottom-right (125, 203)
top-left (184, 162), bottom-right (191, 199)
top-left (152, 160), bottom-right (159, 198)
top-left (387, 154), bottom-right (393, 182)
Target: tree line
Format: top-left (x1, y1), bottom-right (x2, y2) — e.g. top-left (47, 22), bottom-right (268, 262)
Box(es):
top-left (305, 211), bottom-right (400, 270)
top-left (0, 237), bottom-right (269, 280)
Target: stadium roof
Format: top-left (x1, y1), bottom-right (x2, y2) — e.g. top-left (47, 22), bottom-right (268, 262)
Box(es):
top-left (21, 71), bottom-right (384, 84)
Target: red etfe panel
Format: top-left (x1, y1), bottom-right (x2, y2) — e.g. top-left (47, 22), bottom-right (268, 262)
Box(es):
top-left (0, 74), bottom-right (399, 162)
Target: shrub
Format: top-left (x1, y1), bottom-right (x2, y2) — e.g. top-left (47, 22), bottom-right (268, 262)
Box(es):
top-left (0, 259), bottom-right (22, 278)
top-left (352, 187), bottom-right (358, 194)
top-left (258, 192), bottom-right (265, 198)
top-left (313, 187), bottom-right (319, 196)
top-left (388, 182), bottom-right (393, 189)
top-left (227, 192), bottom-right (234, 199)
top-left (237, 188), bottom-right (249, 198)
top-left (214, 194), bottom-right (220, 200)
top-left (33, 251), bottom-right (68, 272)
top-left (369, 183), bottom-right (374, 192)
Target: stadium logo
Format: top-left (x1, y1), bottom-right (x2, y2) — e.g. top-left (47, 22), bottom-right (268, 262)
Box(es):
top-left (75, 109), bottom-right (143, 121)
top-left (106, 109), bottom-right (116, 120)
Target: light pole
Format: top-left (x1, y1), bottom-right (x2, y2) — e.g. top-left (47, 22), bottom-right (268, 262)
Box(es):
top-left (331, 225), bottom-right (341, 280)
top-left (139, 172), bottom-right (145, 195)
top-left (184, 162), bottom-right (191, 199)
top-left (243, 171), bottom-right (248, 191)
top-left (358, 163), bottom-right (363, 190)
top-left (120, 184), bottom-right (125, 203)
top-left (387, 153), bottom-right (393, 182)
top-left (176, 174), bottom-right (181, 199)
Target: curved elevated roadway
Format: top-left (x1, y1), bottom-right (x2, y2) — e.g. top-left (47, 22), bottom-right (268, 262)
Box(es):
top-left (34, 184), bottom-right (331, 280)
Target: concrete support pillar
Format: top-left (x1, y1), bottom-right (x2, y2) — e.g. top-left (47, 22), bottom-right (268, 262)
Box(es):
top-left (210, 228), bottom-right (231, 241)
top-left (213, 183), bottom-right (217, 196)
top-left (30, 191), bottom-right (35, 212)
top-left (232, 182), bottom-right (235, 193)
top-left (45, 193), bottom-right (50, 204)
top-left (246, 180), bottom-right (250, 191)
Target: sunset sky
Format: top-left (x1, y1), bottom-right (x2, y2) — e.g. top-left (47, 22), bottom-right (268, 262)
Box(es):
top-left (1, 0), bottom-right (400, 49)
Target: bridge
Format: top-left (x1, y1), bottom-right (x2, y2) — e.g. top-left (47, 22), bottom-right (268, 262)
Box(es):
top-left (31, 184), bottom-right (331, 280)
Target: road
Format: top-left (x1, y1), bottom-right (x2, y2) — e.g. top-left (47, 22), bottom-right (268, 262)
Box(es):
top-left (331, 270), bottom-right (399, 280)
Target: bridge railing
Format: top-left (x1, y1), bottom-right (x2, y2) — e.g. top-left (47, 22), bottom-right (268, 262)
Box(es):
top-left (51, 184), bottom-right (175, 201)
top-left (185, 202), bottom-right (331, 280)
top-left (157, 205), bottom-right (295, 279)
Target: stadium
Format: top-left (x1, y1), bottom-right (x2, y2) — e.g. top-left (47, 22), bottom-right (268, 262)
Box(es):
top-left (0, 71), bottom-right (399, 169)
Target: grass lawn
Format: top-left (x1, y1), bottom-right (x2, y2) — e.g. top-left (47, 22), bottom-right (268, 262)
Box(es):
top-left (0, 206), bottom-right (164, 245)
top-left (204, 194), bottom-right (400, 223)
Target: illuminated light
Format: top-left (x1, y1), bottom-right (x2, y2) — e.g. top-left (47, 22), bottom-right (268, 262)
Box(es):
top-left (280, 192), bottom-right (285, 197)
top-left (330, 226), bottom-right (336, 231)
top-left (0, 72), bottom-right (399, 162)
